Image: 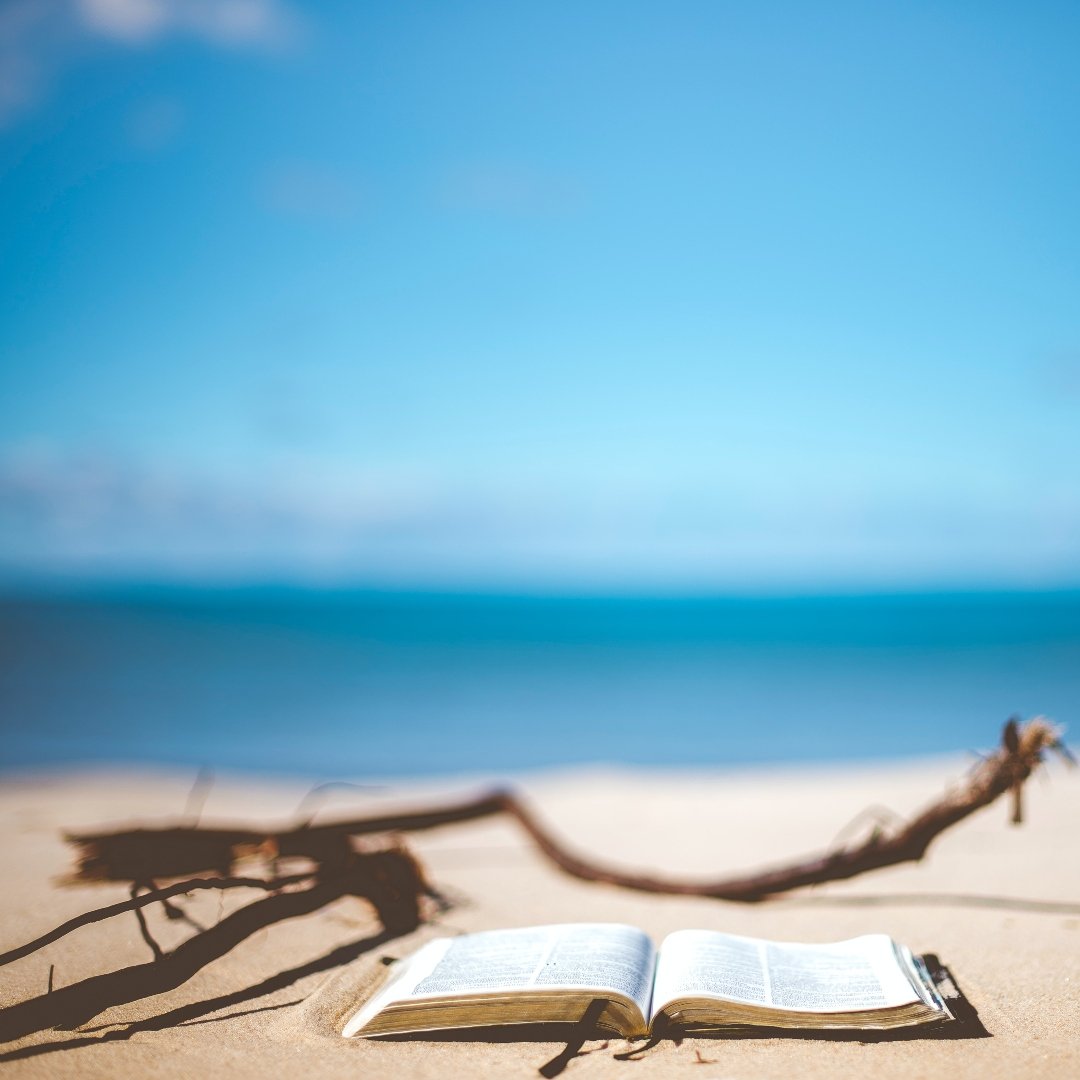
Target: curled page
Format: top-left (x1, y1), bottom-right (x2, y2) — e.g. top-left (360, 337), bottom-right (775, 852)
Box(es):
top-left (652, 930), bottom-right (923, 1019)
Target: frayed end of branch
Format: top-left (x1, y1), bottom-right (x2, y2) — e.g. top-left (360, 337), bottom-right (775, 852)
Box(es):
top-left (1001, 716), bottom-right (1069, 826)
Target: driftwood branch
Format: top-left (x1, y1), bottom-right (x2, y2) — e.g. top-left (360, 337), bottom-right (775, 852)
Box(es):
top-left (55, 716), bottom-right (1069, 909)
top-left (299, 715), bottom-right (1070, 901)
top-left (2, 716), bottom-right (1067, 975)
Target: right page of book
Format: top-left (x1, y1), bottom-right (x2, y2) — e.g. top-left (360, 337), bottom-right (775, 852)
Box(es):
top-left (651, 930), bottom-right (922, 1019)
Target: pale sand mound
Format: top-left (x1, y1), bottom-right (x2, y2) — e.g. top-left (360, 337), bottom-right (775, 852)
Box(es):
top-left (1, 759), bottom-right (1078, 1078)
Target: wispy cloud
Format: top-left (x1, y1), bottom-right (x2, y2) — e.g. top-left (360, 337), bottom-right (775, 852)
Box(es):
top-left (259, 160), bottom-right (364, 221)
top-left (2, 443), bottom-right (1079, 587)
top-left (0, 1), bottom-right (68, 125)
top-left (0, 0), bottom-right (301, 127)
top-left (0, 444), bottom-right (452, 578)
top-left (76, 0), bottom-right (296, 47)
top-left (439, 161), bottom-right (587, 217)
top-left (1039, 349), bottom-right (1080, 399)
top-left (124, 93), bottom-right (185, 150)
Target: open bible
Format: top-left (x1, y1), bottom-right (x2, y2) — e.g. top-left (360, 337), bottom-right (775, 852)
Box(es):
top-left (342, 923), bottom-right (951, 1038)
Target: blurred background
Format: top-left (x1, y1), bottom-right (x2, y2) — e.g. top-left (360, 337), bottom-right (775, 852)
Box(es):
top-left (1, 1), bottom-right (1078, 777)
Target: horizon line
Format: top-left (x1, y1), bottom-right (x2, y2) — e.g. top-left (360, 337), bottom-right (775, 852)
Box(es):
top-left (2, 574), bottom-right (1080, 603)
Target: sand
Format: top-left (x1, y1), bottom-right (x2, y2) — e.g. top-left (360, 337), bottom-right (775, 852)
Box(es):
top-left (1, 756), bottom-right (1078, 1078)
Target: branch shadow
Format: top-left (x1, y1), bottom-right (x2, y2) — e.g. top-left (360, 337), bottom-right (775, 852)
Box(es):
top-left (0, 873), bottom-right (415, 1046)
top-left (0, 928), bottom-right (397, 1065)
top-left (777, 892), bottom-right (1080, 916)
top-left (0, 821), bottom-right (431, 1053)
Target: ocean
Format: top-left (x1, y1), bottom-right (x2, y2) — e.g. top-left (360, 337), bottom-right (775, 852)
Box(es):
top-left (1, 587), bottom-right (1077, 777)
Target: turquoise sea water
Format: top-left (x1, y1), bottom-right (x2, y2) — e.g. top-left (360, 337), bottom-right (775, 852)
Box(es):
top-left (1, 588), bottom-right (1077, 776)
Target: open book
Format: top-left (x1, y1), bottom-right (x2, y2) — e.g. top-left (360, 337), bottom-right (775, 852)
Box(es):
top-left (342, 923), bottom-right (951, 1038)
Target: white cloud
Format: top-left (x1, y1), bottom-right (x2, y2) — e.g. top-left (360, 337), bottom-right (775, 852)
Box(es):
top-left (76, 0), bottom-right (171, 42)
top-left (0, 0), bottom-right (301, 126)
top-left (76, 0), bottom-right (296, 47)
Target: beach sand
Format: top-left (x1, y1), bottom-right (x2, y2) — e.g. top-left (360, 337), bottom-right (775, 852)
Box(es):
top-left (1, 757), bottom-right (1078, 1077)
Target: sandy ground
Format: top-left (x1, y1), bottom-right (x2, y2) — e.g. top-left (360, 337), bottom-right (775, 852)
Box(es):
top-left (1, 756), bottom-right (1078, 1078)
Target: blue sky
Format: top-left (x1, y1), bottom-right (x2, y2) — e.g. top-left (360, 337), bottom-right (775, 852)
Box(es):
top-left (1, 1), bottom-right (1078, 588)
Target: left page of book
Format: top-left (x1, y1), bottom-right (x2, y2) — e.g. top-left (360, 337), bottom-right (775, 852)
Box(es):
top-left (343, 923), bottom-right (656, 1037)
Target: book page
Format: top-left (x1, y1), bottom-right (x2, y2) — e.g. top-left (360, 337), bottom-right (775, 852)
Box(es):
top-left (652, 930), bottom-right (922, 1018)
top-left (398, 924), bottom-right (655, 1012)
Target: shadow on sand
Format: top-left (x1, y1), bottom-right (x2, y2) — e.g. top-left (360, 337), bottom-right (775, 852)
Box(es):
top-left (371, 953), bottom-right (988, 1076)
top-left (0, 819), bottom-right (433, 1063)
